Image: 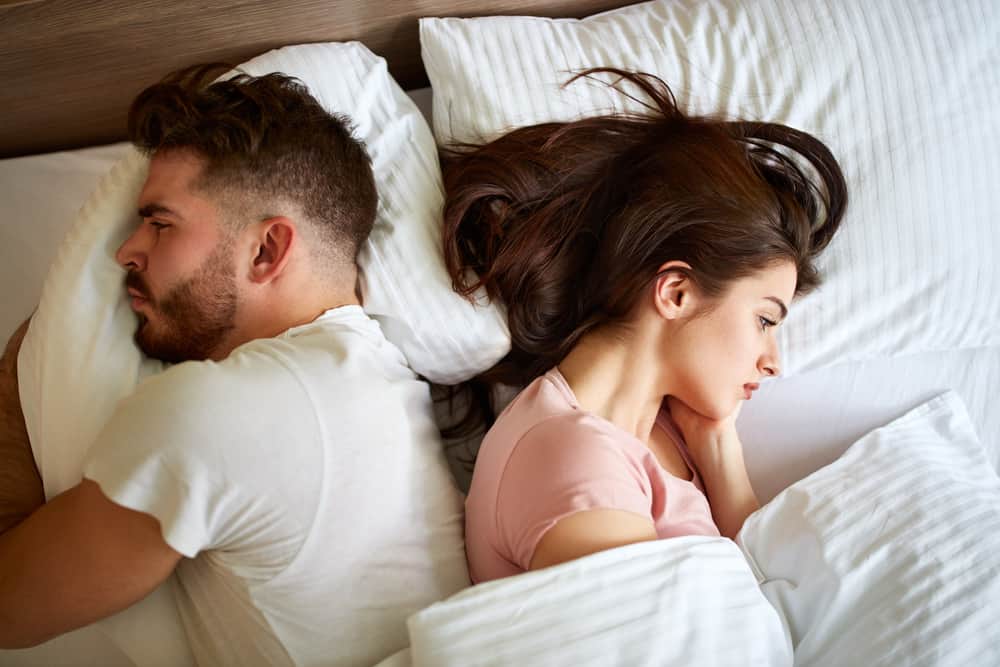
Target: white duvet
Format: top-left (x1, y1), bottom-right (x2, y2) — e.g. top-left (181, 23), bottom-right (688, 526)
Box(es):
top-left (387, 392), bottom-right (1000, 667)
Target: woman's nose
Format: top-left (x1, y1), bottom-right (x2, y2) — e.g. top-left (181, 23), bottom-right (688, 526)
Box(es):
top-left (759, 339), bottom-right (782, 378)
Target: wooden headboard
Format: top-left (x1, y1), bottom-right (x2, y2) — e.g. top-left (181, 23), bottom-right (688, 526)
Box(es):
top-left (0, 0), bottom-right (635, 158)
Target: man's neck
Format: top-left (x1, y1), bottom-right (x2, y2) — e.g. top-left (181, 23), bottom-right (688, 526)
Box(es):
top-left (208, 289), bottom-right (361, 361)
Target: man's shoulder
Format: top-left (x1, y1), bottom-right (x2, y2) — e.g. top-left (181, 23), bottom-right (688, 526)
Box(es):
top-left (132, 350), bottom-right (305, 418)
top-left (238, 310), bottom-right (415, 385)
top-left (163, 351), bottom-right (288, 385)
top-left (130, 308), bottom-right (415, 418)
top-left (97, 351), bottom-right (321, 467)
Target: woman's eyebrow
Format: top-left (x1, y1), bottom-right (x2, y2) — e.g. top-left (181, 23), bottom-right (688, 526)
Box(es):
top-left (765, 296), bottom-right (788, 321)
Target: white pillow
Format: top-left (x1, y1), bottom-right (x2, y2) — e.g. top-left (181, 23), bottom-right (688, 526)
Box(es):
top-left (738, 391), bottom-right (1000, 665)
top-left (0, 143), bottom-right (130, 344)
top-left (419, 0), bottom-right (1000, 376)
top-left (406, 536), bottom-right (790, 666)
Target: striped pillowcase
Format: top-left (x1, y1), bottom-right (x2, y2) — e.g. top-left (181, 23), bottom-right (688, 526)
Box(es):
top-left (419, 0), bottom-right (1000, 376)
top-left (738, 391), bottom-right (1000, 665)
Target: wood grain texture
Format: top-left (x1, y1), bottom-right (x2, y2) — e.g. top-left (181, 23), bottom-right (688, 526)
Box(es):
top-left (0, 0), bottom-right (635, 157)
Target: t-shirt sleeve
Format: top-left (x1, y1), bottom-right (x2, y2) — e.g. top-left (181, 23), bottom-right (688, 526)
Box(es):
top-left (496, 415), bottom-right (653, 570)
top-left (83, 358), bottom-right (321, 561)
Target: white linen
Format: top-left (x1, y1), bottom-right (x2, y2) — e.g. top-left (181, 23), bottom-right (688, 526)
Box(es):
top-left (419, 0), bottom-right (1000, 376)
top-left (739, 391), bottom-right (1000, 665)
top-left (406, 392), bottom-right (1000, 666)
top-left (0, 142), bottom-right (130, 343)
top-left (407, 537), bottom-right (790, 667)
top-left (18, 146), bottom-right (158, 500)
top-left (739, 345), bottom-right (1000, 502)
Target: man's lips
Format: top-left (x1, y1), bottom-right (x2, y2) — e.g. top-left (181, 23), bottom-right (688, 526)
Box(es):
top-left (127, 287), bottom-right (149, 310)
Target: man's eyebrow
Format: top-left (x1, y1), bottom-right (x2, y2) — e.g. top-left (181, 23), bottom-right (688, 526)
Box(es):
top-left (765, 296), bottom-right (789, 321)
top-left (138, 203), bottom-right (181, 219)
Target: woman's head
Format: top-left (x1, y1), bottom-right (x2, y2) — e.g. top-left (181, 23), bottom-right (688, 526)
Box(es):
top-left (441, 69), bottom-right (846, 429)
top-left (639, 258), bottom-right (796, 420)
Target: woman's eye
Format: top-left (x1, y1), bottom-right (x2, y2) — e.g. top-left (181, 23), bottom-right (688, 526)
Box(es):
top-left (149, 221), bottom-right (168, 231)
top-left (759, 316), bottom-right (777, 331)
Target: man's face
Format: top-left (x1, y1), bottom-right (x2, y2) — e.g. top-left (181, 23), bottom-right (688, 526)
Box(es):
top-left (116, 150), bottom-right (239, 363)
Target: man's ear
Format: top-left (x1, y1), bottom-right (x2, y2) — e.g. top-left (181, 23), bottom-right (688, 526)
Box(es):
top-left (653, 260), bottom-right (698, 320)
top-left (247, 217), bottom-right (296, 284)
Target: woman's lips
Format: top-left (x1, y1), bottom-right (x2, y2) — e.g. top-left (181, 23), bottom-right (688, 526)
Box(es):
top-left (743, 383), bottom-right (760, 399)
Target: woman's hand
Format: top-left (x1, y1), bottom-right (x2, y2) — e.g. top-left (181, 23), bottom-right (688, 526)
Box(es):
top-left (665, 396), bottom-right (758, 539)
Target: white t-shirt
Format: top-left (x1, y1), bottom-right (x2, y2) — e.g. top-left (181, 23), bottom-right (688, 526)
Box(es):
top-left (83, 306), bottom-right (469, 667)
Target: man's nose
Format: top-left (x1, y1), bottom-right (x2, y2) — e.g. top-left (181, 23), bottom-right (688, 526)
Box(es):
top-left (115, 226), bottom-right (148, 272)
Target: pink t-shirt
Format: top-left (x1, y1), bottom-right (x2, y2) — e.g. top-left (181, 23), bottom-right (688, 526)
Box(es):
top-left (465, 368), bottom-right (721, 583)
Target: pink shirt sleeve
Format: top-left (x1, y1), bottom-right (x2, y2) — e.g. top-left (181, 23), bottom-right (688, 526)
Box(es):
top-left (495, 415), bottom-right (654, 570)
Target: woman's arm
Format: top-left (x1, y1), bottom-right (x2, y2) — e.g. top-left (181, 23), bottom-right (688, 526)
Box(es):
top-left (530, 509), bottom-right (658, 571)
top-left (685, 432), bottom-right (759, 539)
top-left (667, 397), bottom-right (758, 539)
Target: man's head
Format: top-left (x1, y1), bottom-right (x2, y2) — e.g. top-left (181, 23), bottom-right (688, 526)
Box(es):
top-left (116, 64), bottom-right (378, 362)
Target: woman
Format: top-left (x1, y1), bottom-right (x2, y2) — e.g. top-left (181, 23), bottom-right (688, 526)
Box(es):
top-left (441, 70), bottom-right (847, 584)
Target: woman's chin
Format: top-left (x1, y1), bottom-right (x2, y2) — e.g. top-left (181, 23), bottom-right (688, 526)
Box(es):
top-left (702, 398), bottom-right (740, 421)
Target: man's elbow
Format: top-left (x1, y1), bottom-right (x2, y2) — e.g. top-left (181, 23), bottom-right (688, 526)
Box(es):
top-left (0, 580), bottom-right (59, 649)
top-left (0, 612), bottom-right (56, 650)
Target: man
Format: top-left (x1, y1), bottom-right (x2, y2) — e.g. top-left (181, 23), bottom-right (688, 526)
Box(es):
top-left (0, 65), bottom-right (468, 665)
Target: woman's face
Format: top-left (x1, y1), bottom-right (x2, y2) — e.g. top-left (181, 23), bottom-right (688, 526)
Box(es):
top-left (666, 261), bottom-right (797, 420)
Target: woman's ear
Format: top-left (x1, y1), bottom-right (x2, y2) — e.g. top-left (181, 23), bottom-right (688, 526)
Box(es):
top-left (653, 260), bottom-right (698, 320)
top-left (247, 217), bottom-right (296, 284)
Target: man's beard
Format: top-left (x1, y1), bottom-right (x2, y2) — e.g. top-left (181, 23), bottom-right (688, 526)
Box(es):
top-left (126, 242), bottom-right (239, 363)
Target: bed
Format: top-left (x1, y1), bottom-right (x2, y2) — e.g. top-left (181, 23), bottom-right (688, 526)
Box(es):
top-left (2, 0), bottom-right (999, 665)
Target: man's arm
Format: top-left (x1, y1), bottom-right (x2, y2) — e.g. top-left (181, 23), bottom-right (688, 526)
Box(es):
top-left (0, 478), bottom-right (182, 648)
top-left (0, 318), bottom-right (44, 535)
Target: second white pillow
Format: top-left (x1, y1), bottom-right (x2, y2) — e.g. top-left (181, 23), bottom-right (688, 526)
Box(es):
top-left (738, 391), bottom-right (1000, 665)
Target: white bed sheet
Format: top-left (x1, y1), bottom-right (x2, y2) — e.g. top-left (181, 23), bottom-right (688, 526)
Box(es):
top-left (740, 345), bottom-right (1000, 502)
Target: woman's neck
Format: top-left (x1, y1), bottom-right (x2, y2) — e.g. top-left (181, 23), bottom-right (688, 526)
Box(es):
top-left (557, 325), bottom-right (666, 441)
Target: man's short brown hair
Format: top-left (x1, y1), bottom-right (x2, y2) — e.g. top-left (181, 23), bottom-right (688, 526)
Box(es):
top-left (128, 63), bottom-right (378, 267)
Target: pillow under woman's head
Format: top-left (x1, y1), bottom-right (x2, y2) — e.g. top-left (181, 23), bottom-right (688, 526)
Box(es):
top-left (420, 0), bottom-right (1000, 376)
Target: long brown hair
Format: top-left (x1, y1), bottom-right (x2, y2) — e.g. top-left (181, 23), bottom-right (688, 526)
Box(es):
top-left (440, 69), bottom-right (847, 437)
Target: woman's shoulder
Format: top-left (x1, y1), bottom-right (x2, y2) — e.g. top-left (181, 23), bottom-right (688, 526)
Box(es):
top-left (505, 411), bottom-right (641, 482)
